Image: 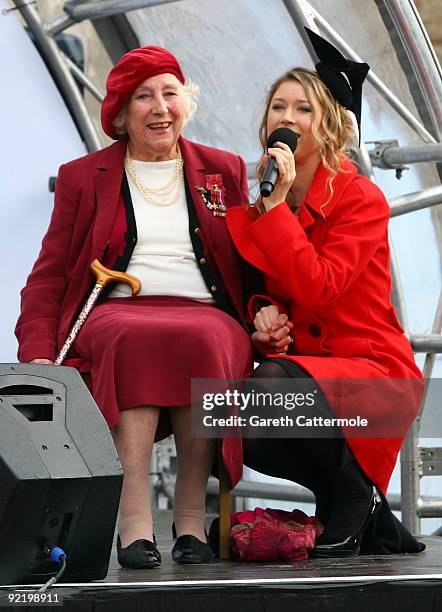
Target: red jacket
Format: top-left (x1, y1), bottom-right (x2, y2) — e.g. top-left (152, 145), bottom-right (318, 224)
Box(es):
top-left (15, 137), bottom-right (257, 487)
top-left (227, 158), bottom-right (423, 493)
top-left (16, 137), bottom-right (254, 363)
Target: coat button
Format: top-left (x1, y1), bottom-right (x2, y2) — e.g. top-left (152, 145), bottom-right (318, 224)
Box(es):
top-left (211, 285), bottom-right (217, 293)
top-left (309, 324), bottom-right (322, 337)
top-left (199, 258), bottom-right (206, 265)
top-left (194, 227), bottom-right (201, 234)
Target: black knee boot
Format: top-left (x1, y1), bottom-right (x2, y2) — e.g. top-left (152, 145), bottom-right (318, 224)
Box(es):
top-left (310, 441), bottom-right (381, 557)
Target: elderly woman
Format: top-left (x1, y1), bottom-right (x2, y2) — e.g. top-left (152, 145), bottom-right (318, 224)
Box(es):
top-left (227, 29), bottom-right (424, 557)
top-left (15, 46), bottom-right (269, 569)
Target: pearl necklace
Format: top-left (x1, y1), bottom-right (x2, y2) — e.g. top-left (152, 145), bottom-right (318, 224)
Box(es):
top-left (124, 146), bottom-right (184, 206)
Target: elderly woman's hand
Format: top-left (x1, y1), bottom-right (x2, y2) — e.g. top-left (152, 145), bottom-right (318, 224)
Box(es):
top-left (254, 305), bottom-right (293, 334)
top-left (30, 358), bottom-right (54, 365)
top-left (261, 141), bottom-right (296, 212)
top-left (254, 304), bottom-right (280, 333)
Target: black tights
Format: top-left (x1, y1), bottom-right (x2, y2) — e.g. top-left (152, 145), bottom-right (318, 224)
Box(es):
top-left (243, 360), bottom-right (372, 535)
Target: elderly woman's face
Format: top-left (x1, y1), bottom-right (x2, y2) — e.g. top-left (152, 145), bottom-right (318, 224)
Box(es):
top-left (125, 73), bottom-right (186, 160)
top-left (266, 80), bottom-right (323, 165)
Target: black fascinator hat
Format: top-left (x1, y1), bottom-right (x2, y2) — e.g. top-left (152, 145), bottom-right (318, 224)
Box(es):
top-left (304, 27), bottom-right (370, 144)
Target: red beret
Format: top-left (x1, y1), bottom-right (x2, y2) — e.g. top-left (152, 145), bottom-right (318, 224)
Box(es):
top-left (101, 46), bottom-right (185, 140)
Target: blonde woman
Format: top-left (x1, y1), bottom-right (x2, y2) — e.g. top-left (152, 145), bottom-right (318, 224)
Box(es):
top-left (227, 29), bottom-right (424, 558)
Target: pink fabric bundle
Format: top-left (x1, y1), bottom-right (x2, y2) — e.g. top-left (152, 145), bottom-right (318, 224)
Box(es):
top-left (229, 508), bottom-right (323, 562)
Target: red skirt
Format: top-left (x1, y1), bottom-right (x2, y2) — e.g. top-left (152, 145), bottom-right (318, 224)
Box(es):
top-left (74, 296), bottom-right (253, 435)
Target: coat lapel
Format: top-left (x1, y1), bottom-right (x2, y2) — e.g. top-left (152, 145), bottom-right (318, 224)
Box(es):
top-left (179, 136), bottom-right (217, 245)
top-left (180, 137), bottom-right (244, 316)
top-left (92, 140), bottom-right (126, 258)
top-left (302, 157), bottom-right (357, 225)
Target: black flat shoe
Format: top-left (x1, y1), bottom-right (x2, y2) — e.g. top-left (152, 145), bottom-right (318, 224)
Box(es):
top-left (171, 523), bottom-right (213, 564)
top-left (117, 535), bottom-right (161, 569)
top-left (311, 486), bottom-right (382, 558)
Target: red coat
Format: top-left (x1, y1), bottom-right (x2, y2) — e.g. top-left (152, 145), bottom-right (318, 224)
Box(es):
top-left (15, 137), bottom-right (255, 487)
top-left (227, 158), bottom-right (423, 493)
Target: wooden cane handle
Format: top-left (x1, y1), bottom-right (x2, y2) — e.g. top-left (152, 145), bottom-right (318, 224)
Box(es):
top-left (90, 259), bottom-right (141, 295)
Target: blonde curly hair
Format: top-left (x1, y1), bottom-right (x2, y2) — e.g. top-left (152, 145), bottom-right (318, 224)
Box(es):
top-left (256, 67), bottom-right (355, 215)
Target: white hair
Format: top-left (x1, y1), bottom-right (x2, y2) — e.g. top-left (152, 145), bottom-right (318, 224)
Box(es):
top-left (112, 80), bottom-right (199, 138)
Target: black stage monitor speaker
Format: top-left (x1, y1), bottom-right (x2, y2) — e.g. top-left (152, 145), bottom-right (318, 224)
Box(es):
top-left (0, 364), bottom-right (123, 585)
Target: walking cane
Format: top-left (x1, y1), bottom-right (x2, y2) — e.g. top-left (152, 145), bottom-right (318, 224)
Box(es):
top-left (54, 259), bottom-right (141, 365)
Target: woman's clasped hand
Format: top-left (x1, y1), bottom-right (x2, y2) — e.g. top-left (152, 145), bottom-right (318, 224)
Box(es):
top-left (252, 305), bottom-right (294, 355)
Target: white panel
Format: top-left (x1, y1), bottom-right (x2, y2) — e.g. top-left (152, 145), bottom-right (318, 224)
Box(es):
top-left (0, 1), bottom-right (86, 361)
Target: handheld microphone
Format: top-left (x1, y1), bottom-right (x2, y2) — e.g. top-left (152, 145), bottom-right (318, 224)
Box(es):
top-left (259, 128), bottom-right (298, 198)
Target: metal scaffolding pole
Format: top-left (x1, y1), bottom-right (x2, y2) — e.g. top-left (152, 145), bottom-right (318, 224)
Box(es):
top-left (280, 0), bottom-right (317, 58)
top-left (205, 478), bottom-right (442, 515)
top-left (45, 0), bottom-right (186, 36)
top-left (383, 0), bottom-right (442, 140)
top-left (401, 427), bottom-right (421, 533)
top-left (62, 52), bottom-right (104, 102)
top-left (402, 292), bottom-right (442, 533)
top-left (371, 143), bottom-right (442, 168)
top-left (12, 0), bottom-right (101, 152)
top-left (410, 334), bottom-right (442, 353)
top-left (390, 186), bottom-right (442, 217)
top-left (418, 500), bottom-right (442, 518)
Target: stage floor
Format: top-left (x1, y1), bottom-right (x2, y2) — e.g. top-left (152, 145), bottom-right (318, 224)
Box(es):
top-left (103, 520), bottom-right (442, 587)
top-left (2, 512), bottom-right (442, 611)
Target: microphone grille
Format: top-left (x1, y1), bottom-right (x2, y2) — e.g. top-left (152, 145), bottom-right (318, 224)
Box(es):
top-left (267, 128), bottom-right (298, 152)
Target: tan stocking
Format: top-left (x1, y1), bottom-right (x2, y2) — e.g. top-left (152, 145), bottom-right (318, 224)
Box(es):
top-left (170, 405), bottom-right (216, 541)
top-left (111, 406), bottom-right (160, 547)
